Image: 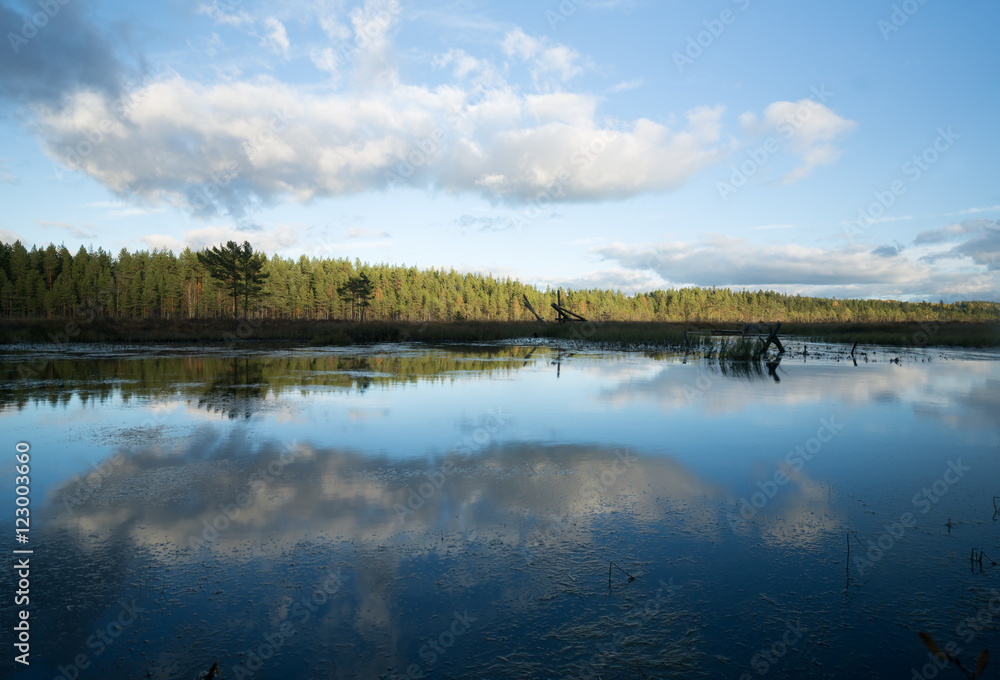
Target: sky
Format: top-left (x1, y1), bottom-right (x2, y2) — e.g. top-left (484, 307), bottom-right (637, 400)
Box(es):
top-left (0, 0), bottom-right (998, 302)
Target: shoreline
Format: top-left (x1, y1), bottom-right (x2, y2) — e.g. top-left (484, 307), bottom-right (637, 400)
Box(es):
top-left (1, 318), bottom-right (998, 348)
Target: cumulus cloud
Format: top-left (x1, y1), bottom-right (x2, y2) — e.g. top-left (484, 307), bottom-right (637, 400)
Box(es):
top-left (589, 231), bottom-right (999, 301)
top-left (593, 235), bottom-right (928, 288)
top-left (12, 1), bottom-right (828, 221)
top-left (33, 70), bottom-right (729, 216)
top-left (739, 99), bottom-right (856, 182)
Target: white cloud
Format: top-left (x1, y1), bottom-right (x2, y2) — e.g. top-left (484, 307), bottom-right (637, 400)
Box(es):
top-left (348, 0), bottom-right (403, 84)
top-left (501, 28), bottom-right (541, 61)
top-left (916, 220), bottom-right (1000, 270)
top-left (35, 220), bottom-right (96, 239)
top-left (84, 200), bottom-right (163, 219)
top-left (310, 47), bottom-right (339, 74)
top-left (197, 2), bottom-right (254, 27)
top-left (590, 232), bottom-right (999, 301)
top-left (536, 268), bottom-right (665, 294)
top-left (347, 227), bottom-right (390, 239)
top-left (35, 71), bottom-right (728, 215)
top-left (607, 78), bottom-right (643, 94)
top-left (0, 229), bottom-right (24, 244)
top-left (434, 49), bottom-right (489, 80)
top-left (740, 99), bottom-right (856, 182)
top-left (180, 223), bottom-right (303, 253)
top-left (943, 205), bottom-right (1000, 217)
top-left (501, 28), bottom-right (585, 83)
top-left (263, 17), bottom-right (290, 57)
top-left (141, 234), bottom-right (182, 251)
top-left (524, 92), bottom-right (597, 127)
top-left (752, 224), bottom-right (797, 231)
top-left (594, 235), bottom-right (928, 288)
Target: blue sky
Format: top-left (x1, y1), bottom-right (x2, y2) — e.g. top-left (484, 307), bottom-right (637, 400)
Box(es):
top-left (1, 0), bottom-right (998, 301)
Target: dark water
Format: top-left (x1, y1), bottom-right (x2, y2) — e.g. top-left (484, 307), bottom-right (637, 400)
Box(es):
top-left (1, 341), bottom-right (999, 679)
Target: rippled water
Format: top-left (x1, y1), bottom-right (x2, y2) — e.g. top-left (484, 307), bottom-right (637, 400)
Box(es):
top-left (2, 341), bottom-right (999, 679)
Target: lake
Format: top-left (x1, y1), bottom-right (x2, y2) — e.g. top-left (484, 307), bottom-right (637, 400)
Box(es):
top-left (2, 340), bottom-right (999, 679)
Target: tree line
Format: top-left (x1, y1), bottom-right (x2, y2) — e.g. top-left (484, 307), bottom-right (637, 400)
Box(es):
top-left (1, 239), bottom-right (997, 324)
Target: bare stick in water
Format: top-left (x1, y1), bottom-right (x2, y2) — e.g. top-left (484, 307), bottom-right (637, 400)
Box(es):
top-left (609, 561), bottom-right (636, 586)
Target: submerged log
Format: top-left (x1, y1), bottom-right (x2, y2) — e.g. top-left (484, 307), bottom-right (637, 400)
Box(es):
top-left (760, 322), bottom-right (785, 354)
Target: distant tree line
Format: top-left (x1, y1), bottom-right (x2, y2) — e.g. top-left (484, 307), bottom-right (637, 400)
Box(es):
top-left (1, 239), bottom-right (998, 323)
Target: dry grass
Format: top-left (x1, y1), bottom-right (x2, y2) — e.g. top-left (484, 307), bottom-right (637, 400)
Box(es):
top-left (1, 318), bottom-right (997, 348)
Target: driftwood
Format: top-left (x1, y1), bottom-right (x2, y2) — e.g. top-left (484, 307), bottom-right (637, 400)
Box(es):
top-left (759, 322), bottom-right (785, 353)
top-left (552, 290), bottom-right (587, 323)
top-left (522, 294), bottom-right (547, 323)
top-left (551, 303), bottom-right (587, 322)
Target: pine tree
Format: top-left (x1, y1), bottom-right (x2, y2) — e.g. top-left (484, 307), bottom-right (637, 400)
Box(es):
top-left (337, 272), bottom-right (375, 320)
top-left (196, 241), bottom-right (270, 318)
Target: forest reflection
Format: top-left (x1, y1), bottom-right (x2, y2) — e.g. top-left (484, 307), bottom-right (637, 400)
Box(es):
top-left (0, 345), bottom-right (545, 412)
top-left (0, 344), bottom-right (791, 417)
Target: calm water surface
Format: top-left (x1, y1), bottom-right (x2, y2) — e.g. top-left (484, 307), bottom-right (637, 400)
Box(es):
top-left (2, 341), bottom-right (999, 679)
